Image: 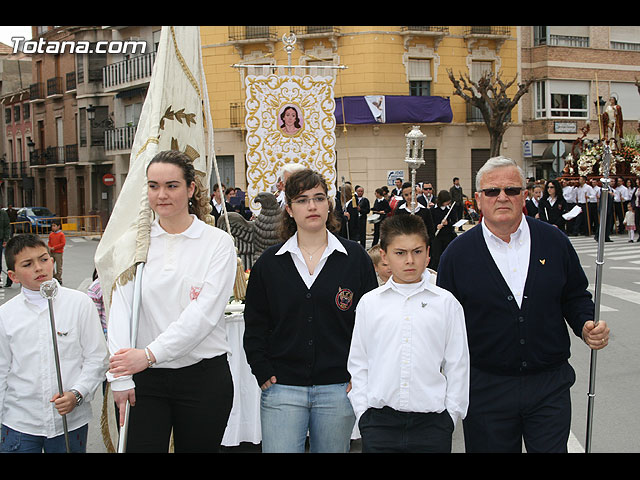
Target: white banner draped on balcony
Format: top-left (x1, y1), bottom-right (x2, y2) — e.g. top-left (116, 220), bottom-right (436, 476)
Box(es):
top-left (244, 74), bottom-right (337, 213)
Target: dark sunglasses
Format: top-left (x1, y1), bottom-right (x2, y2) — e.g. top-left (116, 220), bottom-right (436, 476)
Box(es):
top-left (481, 187), bottom-right (523, 197)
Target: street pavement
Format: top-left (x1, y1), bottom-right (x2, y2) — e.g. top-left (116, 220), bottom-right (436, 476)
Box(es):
top-left (0, 226), bottom-right (637, 453)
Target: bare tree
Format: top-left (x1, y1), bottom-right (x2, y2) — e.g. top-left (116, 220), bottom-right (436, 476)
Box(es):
top-left (448, 69), bottom-right (533, 157)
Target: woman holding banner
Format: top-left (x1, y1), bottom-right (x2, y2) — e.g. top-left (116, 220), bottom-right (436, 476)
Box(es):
top-left (106, 150), bottom-right (237, 453)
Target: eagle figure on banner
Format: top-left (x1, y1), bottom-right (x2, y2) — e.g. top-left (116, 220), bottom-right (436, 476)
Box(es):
top-left (219, 192), bottom-right (281, 268)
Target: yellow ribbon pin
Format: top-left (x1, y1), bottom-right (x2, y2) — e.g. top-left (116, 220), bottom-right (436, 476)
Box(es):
top-left (539, 259), bottom-right (546, 265)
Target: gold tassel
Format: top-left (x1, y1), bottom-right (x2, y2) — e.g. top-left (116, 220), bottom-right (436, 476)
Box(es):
top-left (233, 254), bottom-right (247, 301)
top-left (100, 382), bottom-right (116, 453)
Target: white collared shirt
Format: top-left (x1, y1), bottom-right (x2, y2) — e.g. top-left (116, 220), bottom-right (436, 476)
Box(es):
top-left (275, 230), bottom-right (347, 289)
top-left (614, 185), bottom-right (627, 202)
top-left (399, 201), bottom-right (426, 213)
top-left (347, 274), bottom-right (469, 425)
top-left (620, 184), bottom-right (631, 201)
top-left (563, 185), bottom-right (577, 203)
top-left (576, 184), bottom-right (595, 203)
top-left (0, 282), bottom-right (108, 438)
top-left (481, 214), bottom-right (531, 308)
top-left (107, 216), bottom-right (237, 391)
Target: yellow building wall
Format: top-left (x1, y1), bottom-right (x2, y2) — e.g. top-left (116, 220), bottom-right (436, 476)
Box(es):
top-left (200, 26), bottom-right (521, 129)
top-left (199, 26), bottom-right (522, 199)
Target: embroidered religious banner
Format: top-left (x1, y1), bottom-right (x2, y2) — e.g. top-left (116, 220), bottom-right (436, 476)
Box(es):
top-left (96, 26), bottom-right (215, 311)
top-left (244, 74), bottom-right (337, 213)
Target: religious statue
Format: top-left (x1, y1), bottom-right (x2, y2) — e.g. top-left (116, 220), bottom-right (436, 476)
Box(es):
top-left (601, 96), bottom-right (623, 149)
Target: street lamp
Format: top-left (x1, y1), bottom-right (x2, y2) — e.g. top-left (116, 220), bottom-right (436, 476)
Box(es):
top-left (86, 104), bottom-right (113, 129)
top-left (404, 125), bottom-right (426, 214)
top-left (87, 104), bottom-right (96, 122)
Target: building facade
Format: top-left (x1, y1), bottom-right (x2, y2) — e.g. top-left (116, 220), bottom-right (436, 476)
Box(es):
top-left (28, 26), bottom-right (101, 220)
top-left (1, 43), bottom-right (33, 208)
top-left (1, 87), bottom-right (34, 207)
top-left (102, 26), bottom-right (161, 199)
top-left (200, 26), bottom-right (523, 199)
top-left (520, 26), bottom-right (640, 180)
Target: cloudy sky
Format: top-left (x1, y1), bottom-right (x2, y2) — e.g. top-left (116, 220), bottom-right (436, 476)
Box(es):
top-left (0, 26), bottom-right (32, 47)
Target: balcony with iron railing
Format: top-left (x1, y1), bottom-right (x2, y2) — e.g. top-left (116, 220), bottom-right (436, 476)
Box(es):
top-left (102, 51), bottom-right (156, 92)
top-left (30, 145), bottom-right (79, 166)
top-left (46, 77), bottom-right (63, 98)
top-left (66, 71), bottom-right (76, 91)
top-left (5, 162), bottom-right (20, 178)
top-left (401, 26), bottom-right (449, 34)
top-left (463, 26), bottom-right (511, 36)
top-left (463, 26), bottom-right (511, 53)
top-left (228, 26), bottom-right (278, 42)
top-left (104, 125), bottom-right (137, 154)
top-left (400, 26), bottom-right (449, 49)
top-left (29, 82), bottom-right (45, 103)
top-left (19, 161), bottom-right (31, 177)
top-left (289, 26), bottom-right (340, 37)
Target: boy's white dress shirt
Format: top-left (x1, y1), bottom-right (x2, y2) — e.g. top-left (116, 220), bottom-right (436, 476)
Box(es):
top-left (347, 273), bottom-right (469, 426)
top-left (107, 216), bottom-right (237, 392)
top-left (0, 281), bottom-right (108, 438)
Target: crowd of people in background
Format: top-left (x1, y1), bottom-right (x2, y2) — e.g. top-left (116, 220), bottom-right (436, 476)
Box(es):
top-left (524, 175), bottom-right (640, 243)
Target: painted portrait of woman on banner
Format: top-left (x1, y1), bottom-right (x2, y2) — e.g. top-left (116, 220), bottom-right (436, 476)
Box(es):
top-left (279, 104), bottom-right (304, 136)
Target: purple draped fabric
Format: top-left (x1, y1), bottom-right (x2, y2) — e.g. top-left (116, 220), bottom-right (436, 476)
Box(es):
top-left (334, 95), bottom-right (452, 125)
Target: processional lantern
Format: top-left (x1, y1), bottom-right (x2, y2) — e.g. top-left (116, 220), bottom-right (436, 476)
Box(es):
top-left (404, 125), bottom-right (426, 214)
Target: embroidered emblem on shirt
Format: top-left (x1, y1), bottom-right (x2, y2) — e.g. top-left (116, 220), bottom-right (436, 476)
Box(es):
top-left (189, 286), bottom-right (202, 301)
top-left (57, 331), bottom-right (68, 336)
top-left (421, 302), bottom-right (428, 308)
top-left (335, 287), bottom-right (354, 311)
top-left (539, 259), bottom-right (546, 265)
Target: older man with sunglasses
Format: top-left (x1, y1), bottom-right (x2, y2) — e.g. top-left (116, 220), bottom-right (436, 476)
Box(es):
top-left (437, 156), bottom-right (609, 453)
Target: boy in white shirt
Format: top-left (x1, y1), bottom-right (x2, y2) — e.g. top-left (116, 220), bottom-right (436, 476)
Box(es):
top-left (347, 214), bottom-right (469, 452)
top-left (0, 234), bottom-right (108, 453)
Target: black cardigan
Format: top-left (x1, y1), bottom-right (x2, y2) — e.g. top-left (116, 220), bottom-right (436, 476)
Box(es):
top-left (243, 235), bottom-right (378, 387)
top-left (437, 216), bottom-right (594, 376)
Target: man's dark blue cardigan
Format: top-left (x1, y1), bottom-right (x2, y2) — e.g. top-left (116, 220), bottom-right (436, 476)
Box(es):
top-left (437, 216), bottom-right (594, 376)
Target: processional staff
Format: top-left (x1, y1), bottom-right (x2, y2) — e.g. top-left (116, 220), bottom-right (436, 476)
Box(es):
top-left (585, 142), bottom-right (612, 453)
top-left (435, 201), bottom-right (456, 237)
top-left (40, 279), bottom-right (71, 453)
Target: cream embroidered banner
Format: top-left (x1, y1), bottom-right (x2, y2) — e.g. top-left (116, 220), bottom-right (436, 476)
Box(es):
top-left (95, 26), bottom-right (215, 311)
top-left (244, 74), bottom-right (337, 212)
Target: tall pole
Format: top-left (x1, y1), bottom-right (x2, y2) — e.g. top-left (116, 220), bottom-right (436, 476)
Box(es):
top-left (117, 262), bottom-right (145, 453)
top-left (40, 280), bottom-right (70, 453)
top-left (283, 33), bottom-right (296, 76)
top-left (585, 143), bottom-right (611, 453)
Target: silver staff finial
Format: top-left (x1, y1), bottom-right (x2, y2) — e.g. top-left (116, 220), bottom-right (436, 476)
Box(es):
top-left (40, 279), bottom-right (58, 300)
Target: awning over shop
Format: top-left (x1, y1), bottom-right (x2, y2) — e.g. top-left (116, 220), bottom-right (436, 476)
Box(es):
top-left (335, 95), bottom-right (452, 125)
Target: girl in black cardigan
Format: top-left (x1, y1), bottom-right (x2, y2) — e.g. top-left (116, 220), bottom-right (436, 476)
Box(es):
top-left (243, 168), bottom-right (378, 453)
top-left (538, 179), bottom-right (567, 231)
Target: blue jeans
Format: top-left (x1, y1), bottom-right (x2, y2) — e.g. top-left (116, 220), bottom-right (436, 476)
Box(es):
top-left (260, 383), bottom-right (355, 453)
top-left (0, 424), bottom-right (88, 453)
